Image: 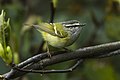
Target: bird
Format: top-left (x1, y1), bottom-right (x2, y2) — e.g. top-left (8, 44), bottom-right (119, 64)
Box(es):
top-left (33, 20), bottom-right (85, 56)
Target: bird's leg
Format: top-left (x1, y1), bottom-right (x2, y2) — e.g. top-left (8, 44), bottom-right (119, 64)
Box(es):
top-left (46, 41), bottom-right (52, 58)
top-left (13, 59), bottom-right (84, 73)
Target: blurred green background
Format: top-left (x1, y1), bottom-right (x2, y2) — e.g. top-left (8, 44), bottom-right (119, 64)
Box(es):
top-left (0, 0), bottom-right (120, 80)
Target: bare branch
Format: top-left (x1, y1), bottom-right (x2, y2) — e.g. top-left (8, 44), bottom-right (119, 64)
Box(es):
top-left (2, 41), bottom-right (120, 80)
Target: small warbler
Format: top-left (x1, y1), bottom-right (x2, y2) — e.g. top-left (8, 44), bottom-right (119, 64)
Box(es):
top-left (33, 20), bottom-right (85, 55)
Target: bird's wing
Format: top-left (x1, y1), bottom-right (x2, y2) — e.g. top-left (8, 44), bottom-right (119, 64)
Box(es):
top-left (33, 23), bottom-right (66, 38)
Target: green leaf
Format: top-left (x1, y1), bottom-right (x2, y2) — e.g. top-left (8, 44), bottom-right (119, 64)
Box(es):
top-left (0, 43), bottom-right (4, 58)
top-left (52, 0), bottom-right (58, 8)
top-left (0, 10), bottom-right (13, 65)
top-left (0, 10), bottom-right (5, 27)
top-left (13, 52), bottom-right (19, 64)
top-left (6, 46), bottom-right (13, 65)
top-left (0, 44), bottom-right (13, 65)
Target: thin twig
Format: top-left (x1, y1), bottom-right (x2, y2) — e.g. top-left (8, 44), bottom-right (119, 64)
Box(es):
top-left (50, 0), bottom-right (55, 23)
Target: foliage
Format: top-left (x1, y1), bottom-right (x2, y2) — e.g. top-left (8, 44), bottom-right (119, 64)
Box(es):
top-left (0, 10), bottom-right (12, 65)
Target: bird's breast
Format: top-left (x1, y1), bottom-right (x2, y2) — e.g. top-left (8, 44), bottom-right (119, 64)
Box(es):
top-left (41, 31), bottom-right (70, 48)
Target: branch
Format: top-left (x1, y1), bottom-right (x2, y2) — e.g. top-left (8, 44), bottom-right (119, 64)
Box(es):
top-left (2, 41), bottom-right (120, 80)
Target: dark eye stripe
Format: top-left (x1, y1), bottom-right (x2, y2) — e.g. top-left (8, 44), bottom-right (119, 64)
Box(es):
top-left (61, 20), bottom-right (85, 28)
top-left (62, 23), bottom-right (80, 27)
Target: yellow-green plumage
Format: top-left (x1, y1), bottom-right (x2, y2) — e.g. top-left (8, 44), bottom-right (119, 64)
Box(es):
top-left (33, 20), bottom-right (85, 48)
top-left (41, 31), bottom-right (70, 48)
